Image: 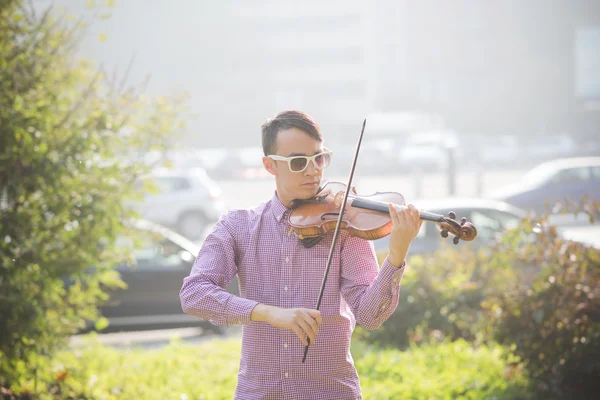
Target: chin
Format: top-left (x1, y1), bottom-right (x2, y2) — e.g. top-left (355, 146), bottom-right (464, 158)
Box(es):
top-left (297, 186), bottom-right (319, 198)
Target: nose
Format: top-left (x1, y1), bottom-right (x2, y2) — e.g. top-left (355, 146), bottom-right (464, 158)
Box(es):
top-left (304, 159), bottom-right (319, 176)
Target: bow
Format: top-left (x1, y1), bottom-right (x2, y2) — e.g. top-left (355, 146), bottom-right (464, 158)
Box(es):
top-left (302, 119), bottom-right (367, 363)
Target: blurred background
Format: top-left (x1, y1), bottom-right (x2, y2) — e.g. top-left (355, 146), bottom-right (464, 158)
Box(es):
top-left (39, 0), bottom-right (599, 232)
top-left (45, 0), bottom-right (600, 152)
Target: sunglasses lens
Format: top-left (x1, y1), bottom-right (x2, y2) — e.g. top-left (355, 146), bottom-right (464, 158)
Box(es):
top-left (290, 157), bottom-right (308, 172)
top-left (315, 153), bottom-right (330, 168)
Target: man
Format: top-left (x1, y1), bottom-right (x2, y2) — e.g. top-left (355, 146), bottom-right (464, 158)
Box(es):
top-left (180, 110), bottom-right (422, 399)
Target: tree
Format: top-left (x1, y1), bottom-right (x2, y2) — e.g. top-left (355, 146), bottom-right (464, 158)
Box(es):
top-left (0, 0), bottom-right (187, 391)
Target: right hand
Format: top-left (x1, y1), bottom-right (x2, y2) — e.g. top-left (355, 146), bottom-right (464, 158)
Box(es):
top-left (268, 307), bottom-right (322, 346)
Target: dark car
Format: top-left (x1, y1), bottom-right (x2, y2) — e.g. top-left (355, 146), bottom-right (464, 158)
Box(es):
top-left (97, 219), bottom-right (233, 334)
top-left (373, 197), bottom-right (526, 254)
top-left (486, 157), bottom-right (600, 215)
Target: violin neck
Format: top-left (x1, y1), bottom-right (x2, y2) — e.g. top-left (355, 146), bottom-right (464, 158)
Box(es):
top-left (351, 197), bottom-right (444, 223)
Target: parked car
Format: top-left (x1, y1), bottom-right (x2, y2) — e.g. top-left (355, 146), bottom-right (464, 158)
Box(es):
top-left (134, 168), bottom-right (227, 240)
top-left (373, 197), bottom-right (526, 254)
top-left (486, 157), bottom-right (600, 215)
top-left (96, 219), bottom-right (236, 333)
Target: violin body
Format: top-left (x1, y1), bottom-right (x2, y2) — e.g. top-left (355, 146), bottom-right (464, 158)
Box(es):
top-left (289, 181), bottom-right (477, 244)
top-left (289, 182), bottom-right (402, 240)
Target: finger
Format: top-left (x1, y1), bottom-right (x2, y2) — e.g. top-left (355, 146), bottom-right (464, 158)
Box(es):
top-left (302, 312), bottom-right (320, 337)
top-left (408, 204), bottom-right (420, 226)
top-left (306, 309), bottom-right (322, 326)
top-left (298, 317), bottom-right (316, 345)
top-left (388, 203), bottom-right (400, 226)
top-left (395, 205), bottom-right (408, 226)
top-left (292, 325), bottom-right (308, 346)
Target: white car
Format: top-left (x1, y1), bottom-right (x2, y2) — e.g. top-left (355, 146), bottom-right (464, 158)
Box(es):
top-left (135, 168), bottom-right (227, 239)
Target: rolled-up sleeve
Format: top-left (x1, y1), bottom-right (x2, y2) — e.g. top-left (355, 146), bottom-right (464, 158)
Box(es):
top-left (339, 236), bottom-right (405, 330)
top-left (179, 213), bottom-right (259, 326)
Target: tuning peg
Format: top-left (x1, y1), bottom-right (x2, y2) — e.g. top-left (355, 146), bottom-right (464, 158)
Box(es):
top-left (461, 217), bottom-right (467, 225)
top-left (448, 211), bottom-right (456, 220)
top-left (441, 229), bottom-right (448, 238)
top-left (453, 236), bottom-right (460, 245)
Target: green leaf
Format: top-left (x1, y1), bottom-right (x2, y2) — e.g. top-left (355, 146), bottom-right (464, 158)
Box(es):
top-left (94, 317), bottom-right (109, 331)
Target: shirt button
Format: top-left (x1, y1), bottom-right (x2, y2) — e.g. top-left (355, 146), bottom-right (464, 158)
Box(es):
top-left (393, 277), bottom-right (399, 284)
top-left (284, 343), bottom-right (288, 349)
top-left (284, 372), bottom-right (289, 378)
top-left (285, 256), bottom-right (289, 263)
top-left (284, 285), bottom-right (288, 291)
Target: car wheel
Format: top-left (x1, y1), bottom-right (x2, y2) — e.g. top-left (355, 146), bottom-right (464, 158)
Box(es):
top-left (177, 211), bottom-right (208, 240)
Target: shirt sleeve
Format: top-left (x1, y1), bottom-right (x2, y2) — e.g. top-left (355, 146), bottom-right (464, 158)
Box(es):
top-left (339, 235), bottom-right (406, 330)
top-left (179, 212), bottom-right (259, 326)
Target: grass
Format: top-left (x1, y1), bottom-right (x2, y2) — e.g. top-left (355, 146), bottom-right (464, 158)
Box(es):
top-left (13, 335), bottom-right (531, 400)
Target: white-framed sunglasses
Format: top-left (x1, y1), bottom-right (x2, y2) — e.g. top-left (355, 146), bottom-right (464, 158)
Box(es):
top-left (267, 150), bottom-right (333, 173)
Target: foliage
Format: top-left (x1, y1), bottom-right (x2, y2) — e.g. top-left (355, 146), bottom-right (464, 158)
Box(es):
top-left (484, 207), bottom-right (600, 399)
top-left (0, 0), bottom-right (186, 388)
top-left (359, 243), bottom-right (518, 349)
top-left (2, 337), bottom-right (530, 399)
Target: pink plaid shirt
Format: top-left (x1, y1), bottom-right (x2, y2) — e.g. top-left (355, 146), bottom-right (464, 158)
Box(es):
top-left (180, 192), bottom-right (405, 399)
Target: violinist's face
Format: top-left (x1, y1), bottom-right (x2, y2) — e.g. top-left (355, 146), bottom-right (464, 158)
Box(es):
top-left (262, 127), bottom-right (325, 208)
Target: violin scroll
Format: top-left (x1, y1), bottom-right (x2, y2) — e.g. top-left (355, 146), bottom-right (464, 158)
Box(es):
top-left (438, 211), bottom-right (477, 244)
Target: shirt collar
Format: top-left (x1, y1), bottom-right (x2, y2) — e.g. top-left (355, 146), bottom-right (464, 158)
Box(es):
top-left (270, 191), bottom-right (290, 223)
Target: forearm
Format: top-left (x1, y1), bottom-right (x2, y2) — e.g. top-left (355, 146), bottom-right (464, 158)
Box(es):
top-left (180, 275), bottom-right (258, 326)
top-left (353, 258), bottom-right (405, 330)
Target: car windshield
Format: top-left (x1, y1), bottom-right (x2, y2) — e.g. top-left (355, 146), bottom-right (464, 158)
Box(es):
top-left (521, 163), bottom-right (558, 187)
top-left (191, 170), bottom-right (221, 197)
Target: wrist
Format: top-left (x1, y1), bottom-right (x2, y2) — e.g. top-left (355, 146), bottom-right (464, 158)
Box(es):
top-left (250, 303), bottom-right (276, 324)
top-left (387, 252), bottom-right (406, 268)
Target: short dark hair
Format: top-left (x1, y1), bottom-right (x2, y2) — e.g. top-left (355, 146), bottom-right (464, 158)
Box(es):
top-left (261, 110), bottom-right (323, 156)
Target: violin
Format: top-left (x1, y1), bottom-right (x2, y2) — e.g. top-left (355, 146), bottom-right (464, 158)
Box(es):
top-left (288, 181), bottom-right (477, 246)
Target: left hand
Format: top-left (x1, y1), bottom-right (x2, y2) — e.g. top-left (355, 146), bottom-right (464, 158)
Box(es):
top-left (387, 203), bottom-right (423, 267)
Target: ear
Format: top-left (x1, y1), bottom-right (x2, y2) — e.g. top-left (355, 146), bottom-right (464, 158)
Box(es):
top-left (262, 156), bottom-right (277, 176)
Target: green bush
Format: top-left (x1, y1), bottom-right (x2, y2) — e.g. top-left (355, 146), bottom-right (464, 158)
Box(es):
top-left (3, 337), bottom-right (530, 399)
top-left (358, 244), bottom-right (518, 349)
top-left (484, 209), bottom-right (600, 399)
top-left (0, 0), bottom-right (185, 389)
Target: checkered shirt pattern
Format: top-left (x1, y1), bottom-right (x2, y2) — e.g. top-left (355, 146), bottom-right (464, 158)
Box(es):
top-left (180, 191), bottom-right (406, 399)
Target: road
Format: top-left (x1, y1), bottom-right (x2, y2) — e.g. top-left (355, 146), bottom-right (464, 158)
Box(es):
top-left (70, 326), bottom-right (242, 350)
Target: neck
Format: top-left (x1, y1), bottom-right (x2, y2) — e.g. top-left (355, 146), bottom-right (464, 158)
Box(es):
top-left (275, 190), bottom-right (293, 209)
